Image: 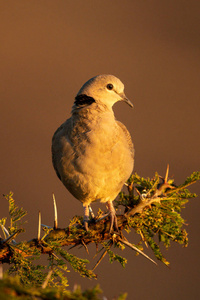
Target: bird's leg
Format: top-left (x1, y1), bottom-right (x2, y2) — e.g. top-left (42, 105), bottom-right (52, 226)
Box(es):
top-left (107, 200), bottom-right (118, 233)
top-left (83, 204), bottom-right (89, 231)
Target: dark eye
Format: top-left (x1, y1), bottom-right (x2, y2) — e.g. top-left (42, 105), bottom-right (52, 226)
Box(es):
top-left (107, 83), bottom-right (113, 90)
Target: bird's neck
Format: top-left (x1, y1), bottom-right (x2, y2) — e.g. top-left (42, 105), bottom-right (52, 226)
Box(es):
top-left (72, 101), bottom-right (114, 116)
top-left (70, 103), bottom-right (115, 131)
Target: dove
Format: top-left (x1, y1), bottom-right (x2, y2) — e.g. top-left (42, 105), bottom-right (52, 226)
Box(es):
top-left (52, 74), bottom-right (134, 232)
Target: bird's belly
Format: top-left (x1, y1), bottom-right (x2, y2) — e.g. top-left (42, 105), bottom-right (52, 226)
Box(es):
top-left (61, 131), bottom-right (133, 204)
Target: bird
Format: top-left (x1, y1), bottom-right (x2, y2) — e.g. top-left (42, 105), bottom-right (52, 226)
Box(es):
top-left (52, 74), bottom-right (134, 232)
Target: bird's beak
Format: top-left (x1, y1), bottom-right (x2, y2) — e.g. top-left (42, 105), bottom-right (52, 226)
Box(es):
top-left (119, 93), bottom-right (134, 108)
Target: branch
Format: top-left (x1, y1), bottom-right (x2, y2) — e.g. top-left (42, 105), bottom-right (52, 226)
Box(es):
top-left (0, 169), bottom-right (199, 281)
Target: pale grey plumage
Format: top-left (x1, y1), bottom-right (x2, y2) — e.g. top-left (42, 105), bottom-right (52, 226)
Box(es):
top-left (52, 74), bottom-right (134, 231)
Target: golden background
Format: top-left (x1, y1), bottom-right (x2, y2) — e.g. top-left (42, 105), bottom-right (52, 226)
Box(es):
top-left (1, 1), bottom-right (200, 299)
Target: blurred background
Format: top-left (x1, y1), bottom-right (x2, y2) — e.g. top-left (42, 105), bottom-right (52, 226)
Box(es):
top-left (0, 1), bottom-right (200, 299)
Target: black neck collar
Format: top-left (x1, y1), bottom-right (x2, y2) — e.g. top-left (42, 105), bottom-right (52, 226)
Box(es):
top-left (74, 94), bottom-right (95, 107)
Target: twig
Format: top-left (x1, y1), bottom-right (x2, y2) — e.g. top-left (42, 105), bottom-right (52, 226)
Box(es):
top-left (126, 196), bottom-right (162, 217)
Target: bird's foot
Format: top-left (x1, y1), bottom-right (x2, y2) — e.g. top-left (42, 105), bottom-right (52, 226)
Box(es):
top-left (107, 200), bottom-right (119, 233)
top-left (83, 204), bottom-right (95, 231)
top-left (84, 218), bottom-right (89, 231)
top-left (109, 211), bottom-right (118, 233)
top-left (83, 205), bottom-right (89, 231)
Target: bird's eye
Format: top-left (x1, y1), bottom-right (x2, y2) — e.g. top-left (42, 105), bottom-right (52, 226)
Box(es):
top-left (107, 83), bottom-right (113, 90)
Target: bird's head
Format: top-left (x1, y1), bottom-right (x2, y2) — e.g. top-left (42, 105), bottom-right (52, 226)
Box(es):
top-left (75, 74), bottom-right (133, 110)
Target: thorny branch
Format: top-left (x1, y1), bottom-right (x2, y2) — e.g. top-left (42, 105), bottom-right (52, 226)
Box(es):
top-left (0, 168), bottom-right (199, 281)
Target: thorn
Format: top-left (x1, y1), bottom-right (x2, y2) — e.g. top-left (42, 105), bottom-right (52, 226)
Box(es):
top-left (42, 269), bottom-right (53, 289)
top-left (92, 248), bottom-right (108, 271)
top-left (38, 211), bottom-right (41, 240)
top-left (0, 225), bottom-right (10, 239)
top-left (0, 265), bottom-right (3, 280)
top-left (165, 164), bottom-right (169, 182)
top-left (81, 239), bottom-right (89, 255)
top-left (0, 225), bottom-right (17, 245)
top-left (139, 230), bottom-right (148, 248)
top-left (153, 165), bottom-right (174, 198)
top-left (97, 212), bottom-right (110, 222)
top-left (41, 224), bottom-right (53, 229)
top-left (53, 193), bottom-right (58, 229)
top-left (135, 187), bottom-right (141, 196)
top-left (50, 252), bottom-right (60, 260)
top-left (127, 181), bottom-right (134, 194)
top-left (93, 245), bottom-right (104, 259)
top-left (3, 232), bottom-right (18, 245)
top-left (118, 237), bottom-right (157, 265)
top-left (68, 244), bottom-right (78, 251)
